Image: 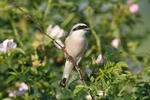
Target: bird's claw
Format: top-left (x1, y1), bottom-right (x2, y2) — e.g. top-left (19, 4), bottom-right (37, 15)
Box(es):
top-left (66, 56), bottom-right (74, 62)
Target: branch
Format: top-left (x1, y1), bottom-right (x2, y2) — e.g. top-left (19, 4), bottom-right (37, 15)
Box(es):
top-left (7, 0), bottom-right (94, 99)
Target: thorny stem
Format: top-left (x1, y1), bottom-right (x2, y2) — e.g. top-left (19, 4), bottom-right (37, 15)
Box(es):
top-left (7, 0), bottom-right (95, 99)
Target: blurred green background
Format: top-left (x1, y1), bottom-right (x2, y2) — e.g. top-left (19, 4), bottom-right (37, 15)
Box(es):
top-left (134, 0), bottom-right (150, 54)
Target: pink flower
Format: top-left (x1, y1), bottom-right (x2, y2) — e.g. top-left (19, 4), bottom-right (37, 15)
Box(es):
top-left (19, 82), bottom-right (29, 92)
top-left (111, 38), bottom-right (121, 48)
top-left (86, 94), bottom-right (92, 100)
top-left (7, 90), bottom-right (16, 97)
top-left (96, 54), bottom-right (103, 63)
top-left (0, 43), bottom-right (5, 53)
top-left (129, 3), bottom-right (139, 14)
top-left (46, 25), bottom-right (66, 49)
top-left (7, 90), bottom-right (25, 97)
top-left (3, 39), bottom-right (17, 49)
top-left (97, 90), bottom-right (107, 96)
top-left (128, 0), bottom-right (139, 14)
top-left (85, 66), bottom-right (92, 74)
top-left (46, 25), bottom-right (66, 39)
top-left (98, 90), bottom-right (103, 96)
top-left (0, 39), bottom-right (17, 53)
top-left (7, 82), bottom-right (29, 97)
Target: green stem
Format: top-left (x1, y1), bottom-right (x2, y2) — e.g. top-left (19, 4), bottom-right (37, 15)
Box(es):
top-left (87, 6), bottom-right (101, 51)
top-left (44, 0), bottom-right (52, 19)
top-left (9, 18), bottom-right (25, 50)
top-left (61, 13), bottom-right (75, 27)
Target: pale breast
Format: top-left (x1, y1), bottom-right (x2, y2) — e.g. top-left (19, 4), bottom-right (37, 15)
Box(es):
top-left (65, 35), bottom-right (87, 60)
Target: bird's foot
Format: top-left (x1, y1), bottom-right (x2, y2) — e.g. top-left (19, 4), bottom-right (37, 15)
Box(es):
top-left (66, 56), bottom-right (74, 62)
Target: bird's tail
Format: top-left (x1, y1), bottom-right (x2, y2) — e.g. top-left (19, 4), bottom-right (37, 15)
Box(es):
top-left (59, 60), bottom-right (74, 89)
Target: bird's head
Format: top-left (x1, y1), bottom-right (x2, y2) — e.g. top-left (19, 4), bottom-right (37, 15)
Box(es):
top-left (70, 23), bottom-right (90, 36)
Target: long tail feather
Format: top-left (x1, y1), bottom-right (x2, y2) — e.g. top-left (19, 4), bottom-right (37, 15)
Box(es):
top-left (59, 61), bottom-right (74, 89)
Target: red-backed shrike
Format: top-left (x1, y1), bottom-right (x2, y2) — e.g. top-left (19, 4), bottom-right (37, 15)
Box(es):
top-left (59, 23), bottom-right (89, 89)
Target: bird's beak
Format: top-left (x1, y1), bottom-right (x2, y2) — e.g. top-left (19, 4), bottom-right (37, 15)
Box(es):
top-left (85, 27), bottom-right (90, 31)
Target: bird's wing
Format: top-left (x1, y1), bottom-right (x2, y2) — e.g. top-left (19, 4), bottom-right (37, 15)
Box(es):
top-left (64, 36), bottom-right (70, 57)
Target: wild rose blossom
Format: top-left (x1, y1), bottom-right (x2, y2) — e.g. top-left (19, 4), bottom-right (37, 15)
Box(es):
top-left (85, 66), bottom-right (92, 74)
top-left (7, 82), bottom-right (28, 97)
top-left (19, 82), bottom-right (29, 92)
top-left (46, 24), bottom-right (66, 49)
top-left (7, 90), bottom-right (17, 97)
top-left (0, 39), bottom-right (17, 53)
top-left (111, 38), bottom-right (121, 48)
top-left (97, 90), bottom-right (107, 96)
top-left (98, 90), bottom-right (104, 96)
top-left (96, 54), bottom-right (103, 64)
top-left (86, 94), bottom-right (92, 100)
top-left (129, 3), bottom-right (139, 14)
top-left (128, 0), bottom-right (139, 14)
top-left (0, 43), bottom-right (5, 53)
top-left (47, 25), bottom-right (66, 39)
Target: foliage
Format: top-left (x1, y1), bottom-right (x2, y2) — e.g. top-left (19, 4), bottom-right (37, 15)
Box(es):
top-left (0, 0), bottom-right (150, 100)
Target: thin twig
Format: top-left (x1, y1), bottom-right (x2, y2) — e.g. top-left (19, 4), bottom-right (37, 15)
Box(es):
top-left (87, 6), bottom-right (101, 51)
top-left (7, 0), bottom-right (94, 99)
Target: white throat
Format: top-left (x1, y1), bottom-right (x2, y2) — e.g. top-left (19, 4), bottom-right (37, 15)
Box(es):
top-left (70, 30), bottom-right (86, 37)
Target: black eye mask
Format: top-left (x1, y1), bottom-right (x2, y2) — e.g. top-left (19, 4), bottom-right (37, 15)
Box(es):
top-left (72, 25), bottom-right (88, 31)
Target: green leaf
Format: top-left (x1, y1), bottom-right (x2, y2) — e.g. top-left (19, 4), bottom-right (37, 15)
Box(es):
top-left (6, 75), bottom-right (16, 83)
top-left (8, 72), bottom-right (17, 76)
top-left (116, 61), bottom-right (128, 68)
top-left (56, 89), bottom-right (72, 99)
top-left (2, 98), bottom-right (12, 100)
top-left (73, 85), bottom-right (86, 95)
top-left (11, 48), bottom-right (26, 55)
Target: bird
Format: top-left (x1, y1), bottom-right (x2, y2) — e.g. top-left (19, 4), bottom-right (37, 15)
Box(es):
top-left (59, 23), bottom-right (90, 89)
